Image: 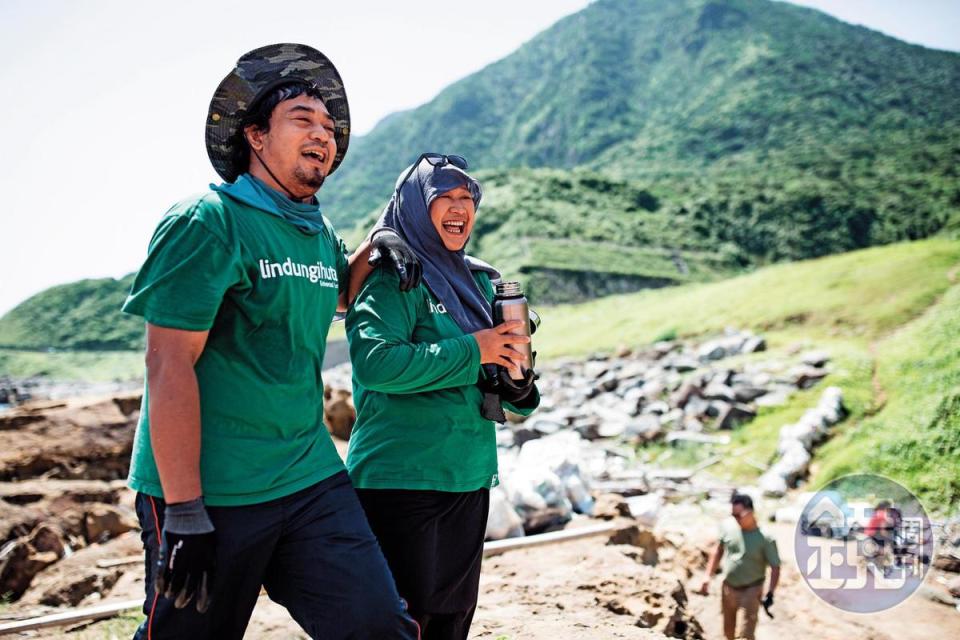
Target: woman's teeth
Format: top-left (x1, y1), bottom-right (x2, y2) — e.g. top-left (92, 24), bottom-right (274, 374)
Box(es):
top-left (442, 221), bottom-right (465, 235)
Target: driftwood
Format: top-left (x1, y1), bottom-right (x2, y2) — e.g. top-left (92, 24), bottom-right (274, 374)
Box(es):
top-left (0, 599), bottom-right (142, 635)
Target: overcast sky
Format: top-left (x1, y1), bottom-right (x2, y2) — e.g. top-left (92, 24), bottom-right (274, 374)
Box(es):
top-left (0, 0), bottom-right (958, 316)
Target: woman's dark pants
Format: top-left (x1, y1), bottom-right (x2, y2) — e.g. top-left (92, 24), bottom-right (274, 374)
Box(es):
top-left (356, 488), bottom-right (490, 640)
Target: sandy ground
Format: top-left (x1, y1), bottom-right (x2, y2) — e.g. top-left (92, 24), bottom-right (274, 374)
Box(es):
top-left (9, 434), bottom-right (958, 639)
top-left (36, 519), bottom-right (959, 640)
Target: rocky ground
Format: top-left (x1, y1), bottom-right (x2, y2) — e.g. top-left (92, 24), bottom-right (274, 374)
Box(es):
top-left (2, 331), bottom-right (960, 638)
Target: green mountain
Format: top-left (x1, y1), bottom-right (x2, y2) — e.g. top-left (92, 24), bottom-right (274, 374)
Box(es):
top-left (0, 275), bottom-right (142, 351)
top-left (3, 0), bottom-right (959, 352)
top-left (324, 0), bottom-right (960, 301)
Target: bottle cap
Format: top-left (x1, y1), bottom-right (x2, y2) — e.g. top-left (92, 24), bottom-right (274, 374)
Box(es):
top-left (495, 281), bottom-right (524, 297)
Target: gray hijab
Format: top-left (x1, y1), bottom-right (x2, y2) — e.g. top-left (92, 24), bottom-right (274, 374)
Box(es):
top-left (378, 158), bottom-right (493, 333)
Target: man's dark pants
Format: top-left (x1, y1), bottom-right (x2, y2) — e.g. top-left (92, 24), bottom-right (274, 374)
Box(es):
top-left (133, 471), bottom-right (420, 639)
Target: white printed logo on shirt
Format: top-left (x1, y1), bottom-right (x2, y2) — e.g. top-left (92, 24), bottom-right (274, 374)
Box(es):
top-left (258, 257), bottom-right (338, 288)
top-left (429, 300), bottom-right (447, 314)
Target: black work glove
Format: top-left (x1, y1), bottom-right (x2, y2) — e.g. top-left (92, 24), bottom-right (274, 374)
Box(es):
top-left (369, 228), bottom-right (422, 292)
top-left (156, 498), bottom-right (216, 613)
top-left (497, 367), bottom-right (537, 405)
top-left (761, 591), bottom-right (774, 619)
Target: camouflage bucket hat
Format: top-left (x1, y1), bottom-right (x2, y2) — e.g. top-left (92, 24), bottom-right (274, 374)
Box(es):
top-left (206, 43), bottom-right (350, 182)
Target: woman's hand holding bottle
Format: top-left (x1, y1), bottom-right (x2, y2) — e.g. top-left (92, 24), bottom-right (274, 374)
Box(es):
top-left (472, 320), bottom-right (530, 372)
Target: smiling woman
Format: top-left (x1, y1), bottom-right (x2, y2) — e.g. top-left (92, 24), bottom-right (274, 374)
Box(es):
top-left (344, 155), bottom-right (541, 639)
top-left (430, 185), bottom-right (477, 250)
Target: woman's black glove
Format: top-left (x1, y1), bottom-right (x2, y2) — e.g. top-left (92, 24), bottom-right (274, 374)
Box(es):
top-left (497, 367), bottom-right (537, 404)
top-left (156, 498), bottom-right (216, 613)
top-left (369, 229), bottom-right (422, 292)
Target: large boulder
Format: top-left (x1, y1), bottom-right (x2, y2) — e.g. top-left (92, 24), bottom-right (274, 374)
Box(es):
top-left (18, 531), bottom-right (141, 606)
top-left (83, 503), bottom-right (139, 543)
top-left (323, 385), bottom-right (355, 440)
top-left (0, 524), bottom-right (68, 600)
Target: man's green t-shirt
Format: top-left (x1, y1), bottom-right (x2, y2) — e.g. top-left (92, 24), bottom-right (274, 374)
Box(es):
top-left (122, 191), bottom-right (349, 506)
top-left (345, 268), bottom-right (539, 492)
top-left (720, 520), bottom-right (781, 588)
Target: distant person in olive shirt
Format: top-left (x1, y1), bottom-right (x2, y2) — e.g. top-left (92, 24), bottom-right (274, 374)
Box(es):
top-left (697, 493), bottom-right (780, 640)
top-left (121, 44), bottom-right (419, 640)
top-left (345, 153), bottom-right (540, 640)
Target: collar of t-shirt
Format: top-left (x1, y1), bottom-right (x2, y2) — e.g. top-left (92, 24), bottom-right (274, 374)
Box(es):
top-left (211, 173), bottom-right (328, 236)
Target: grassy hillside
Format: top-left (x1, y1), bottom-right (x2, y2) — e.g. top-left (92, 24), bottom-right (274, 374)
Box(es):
top-left (0, 274), bottom-right (141, 351)
top-left (532, 238), bottom-right (960, 355)
top-left (533, 238), bottom-right (960, 511)
top-left (0, 349), bottom-right (144, 382)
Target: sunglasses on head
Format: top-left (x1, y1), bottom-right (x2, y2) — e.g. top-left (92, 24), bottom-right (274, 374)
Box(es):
top-left (395, 153), bottom-right (469, 199)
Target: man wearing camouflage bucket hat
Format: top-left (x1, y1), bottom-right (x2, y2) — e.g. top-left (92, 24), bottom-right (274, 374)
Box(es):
top-left (121, 43), bottom-right (421, 639)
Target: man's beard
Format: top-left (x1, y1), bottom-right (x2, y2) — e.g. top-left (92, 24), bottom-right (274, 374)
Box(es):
top-left (293, 165), bottom-right (325, 191)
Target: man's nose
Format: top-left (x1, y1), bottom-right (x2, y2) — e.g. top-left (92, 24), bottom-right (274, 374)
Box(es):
top-left (310, 126), bottom-right (331, 143)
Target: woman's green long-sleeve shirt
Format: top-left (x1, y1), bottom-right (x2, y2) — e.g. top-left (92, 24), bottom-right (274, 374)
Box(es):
top-left (345, 268), bottom-right (539, 492)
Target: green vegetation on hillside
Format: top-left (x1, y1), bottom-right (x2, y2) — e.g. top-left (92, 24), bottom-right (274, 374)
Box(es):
top-left (322, 0), bottom-right (960, 301)
top-left (815, 281), bottom-right (960, 508)
top-left (532, 238), bottom-right (960, 355)
top-left (0, 274), bottom-right (140, 351)
top-left (533, 239), bottom-right (960, 511)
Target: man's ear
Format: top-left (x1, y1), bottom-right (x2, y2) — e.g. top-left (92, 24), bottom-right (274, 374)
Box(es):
top-left (244, 125), bottom-right (264, 152)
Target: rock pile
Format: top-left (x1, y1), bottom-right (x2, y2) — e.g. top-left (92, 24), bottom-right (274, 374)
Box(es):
top-left (323, 329), bottom-right (846, 540)
top-left (485, 332), bottom-right (844, 537)
top-left (759, 386), bottom-right (846, 496)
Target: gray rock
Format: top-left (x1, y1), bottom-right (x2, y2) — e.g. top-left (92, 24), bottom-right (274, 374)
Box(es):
top-left (598, 372), bottom-right (620, 392)
top-left (526, 416), bottom-right (563, 435)
top-left (642, 401), bottom-right (671, 416)
top-left (668, 356), bottom-right (700, 372)
top-left (788, 365), bottom-right (829, 389)
top-left (619, 362), bottom-right (649, 379)
top-left (742, 336), bottom-right (767, 353)
top-left (704, 400), bottom-right (728, 418)
top-left (759, 472), bottom-right (788, 497)
top-left (733, 385), bottom-right (768, 403)
top-left (683, 396), bottom-right (711, 418)
top-left (703, 382), bottom-right (736, 402)
top-left (652, 341), bottom-right (677, 359)
top-left (621, 387), bottom-right (645, 415)
top-left (697, 342), bottom-right (727, 362)
top-left (626, 415), bottom-right (662, 442)
top-left (715, 403), bottom-right (757, 430)
top-left (801, 350), bottom-right (831, 367)
top-left (670, 380), bottom-right (702, 409)
top-left (641, 379), bottom-right (666, 401)
top-left (755, 387), bottom-right (793, 407)
top-left (661, 408), bottom-right (685, 429)
top-left (584, 361), bottom-right (609, 379)
top-left (616, 376), bottom-right (645, 394)
top-left (597, 421), bottom-right (628, 439)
